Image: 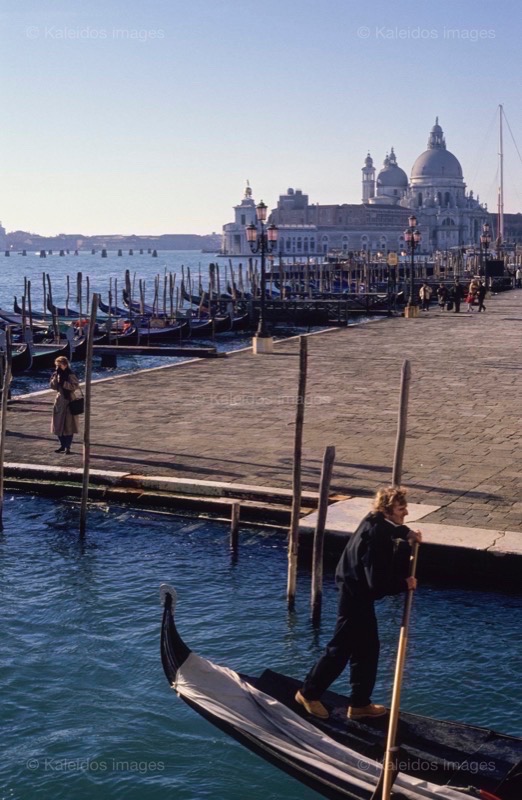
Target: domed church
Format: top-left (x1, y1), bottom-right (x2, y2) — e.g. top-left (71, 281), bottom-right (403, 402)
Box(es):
top-left (222, 120), bottom-right (489, 256)
top-left (403, 119), bottom-right (486, 250)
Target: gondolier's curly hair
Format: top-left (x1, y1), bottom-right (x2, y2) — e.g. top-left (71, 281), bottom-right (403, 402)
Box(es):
top-left (373, 486), bottom-right (408, 514)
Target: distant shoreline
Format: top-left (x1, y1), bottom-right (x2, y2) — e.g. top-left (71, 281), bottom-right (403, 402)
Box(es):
top-left (5, 231), bottom-right (221, 252)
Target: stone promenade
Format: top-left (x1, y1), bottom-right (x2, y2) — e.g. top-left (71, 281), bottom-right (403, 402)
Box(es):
top-left (6, 289), bottom-right (522, 533)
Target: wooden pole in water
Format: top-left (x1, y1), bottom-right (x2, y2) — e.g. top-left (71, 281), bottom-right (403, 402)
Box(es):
top-left (391, 360), bottom-right (411, 488)
top-left (107, 281), bottom-right (113, 345)
top-left (42, 271), bottom-right (47, 320)
top-left (311, 445), bottom-right (335, 624)
top-left (66, 275), bottom-right (70, 317)
top-left (230, 502), bottom-right (240, 555)
top-left (0, 328), bottom-right (13, 530)
top-left (287, 335), bottom-right (308, 609)
top-left (77, 272), bottom-right (83, 325)
top-left (27, 280), bottom-right (33, 332)
top-left (79, 293), bottom-right (100, 536)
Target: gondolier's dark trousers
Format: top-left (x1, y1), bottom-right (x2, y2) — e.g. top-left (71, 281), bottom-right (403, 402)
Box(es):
top-left (301, 591), bottom-right (379, 708)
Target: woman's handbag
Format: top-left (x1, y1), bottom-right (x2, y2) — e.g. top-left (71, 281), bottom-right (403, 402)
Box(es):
top-left (69, 388), bottom-right (84, 416)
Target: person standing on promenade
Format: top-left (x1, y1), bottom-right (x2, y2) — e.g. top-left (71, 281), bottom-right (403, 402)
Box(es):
top-left (451, 279), bottom-right (465, 313)
top-left (419, 283), bottom-right (432, 311)
top-left (295, 486), bottom-right (422, 721)
top-left (516, 266), bottom-right (522, 288)
top-left (477, 281), bottom-right (487, 313)
top-left (50, 356), bottom-right (80, 454)
top-left (436, 282), bottom-right (448, 311)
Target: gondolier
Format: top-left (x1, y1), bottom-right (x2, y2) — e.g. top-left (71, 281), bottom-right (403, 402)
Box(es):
top-left (296, 486), bottom-right (422, 721)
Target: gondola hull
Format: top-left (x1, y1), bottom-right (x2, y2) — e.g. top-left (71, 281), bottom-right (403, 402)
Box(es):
top-left (160, 586), bottom-right (522, 800)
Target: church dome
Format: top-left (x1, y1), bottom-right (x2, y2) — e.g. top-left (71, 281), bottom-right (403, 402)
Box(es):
top-left (376, 148), bottom-right (408, 188)
top-left (411, 119), bottom-right (463, 180)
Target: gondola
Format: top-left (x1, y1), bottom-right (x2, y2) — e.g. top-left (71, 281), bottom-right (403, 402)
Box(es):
top-left (30, 340), bottom-right (71, 370)
top-left (10, 343), bottom-right (33, 374)
top-left (97, 298), bottom-right (126, 317)
top-left (135, 320), bottom-right (190, 342)
top-left (46, 297), bottom-right (84, 318)
top-left (121, 289), bottom-right (172, 319)
top-left (1, 307), bottom-right (50, 333)
top-left (160, 585), bottom-right (521, 800)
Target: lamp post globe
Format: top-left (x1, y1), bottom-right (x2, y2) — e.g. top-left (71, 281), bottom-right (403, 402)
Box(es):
top-left (246, 200), bottom-right (278, 353)
top-left (480, 222), bottom-right (491, 280)
top-left (404, 215), bottom-right (421, 318)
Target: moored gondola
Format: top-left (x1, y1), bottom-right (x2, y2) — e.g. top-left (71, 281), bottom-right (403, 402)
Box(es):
top-left (160, 585), bottom-right (521, 800)
top-left (97, 298), bottom-right (126, 317)
top-left (10, 343), bottom-right (33, 374)
top-left (30, 340), bottom-right (71, 370)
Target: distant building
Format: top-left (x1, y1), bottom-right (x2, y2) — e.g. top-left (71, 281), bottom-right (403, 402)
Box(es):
top-left (0, 221), bottom-right (6, 250)
top-left (222, 120), bottom-right (492, 256)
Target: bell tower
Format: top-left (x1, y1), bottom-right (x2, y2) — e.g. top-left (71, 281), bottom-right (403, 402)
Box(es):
top-left (361, 153), bottom-right (375, 202)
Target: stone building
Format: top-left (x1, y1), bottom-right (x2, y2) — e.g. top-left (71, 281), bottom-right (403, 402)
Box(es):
top-left (221, 120), bottom-right (491, 256)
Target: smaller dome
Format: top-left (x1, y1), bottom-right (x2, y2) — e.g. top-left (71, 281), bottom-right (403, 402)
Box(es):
top-left (376, 147), bottom-right (408, 188)
top-left (364, 152), bottom-right (373, 167)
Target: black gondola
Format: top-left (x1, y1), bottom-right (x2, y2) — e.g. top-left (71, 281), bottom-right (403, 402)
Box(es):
top-left (46, 297), bottom-right (83, 318)
top-left (136, 320), bottom-right (190, 342)
top-left (160, 585), bottom-right (521, 800)
top-left (10, 343), bottom-right (33, 374)
top-left (30, 340), bottom-right (71, 370)
top-left (97, 298), bottom-right (126, 317)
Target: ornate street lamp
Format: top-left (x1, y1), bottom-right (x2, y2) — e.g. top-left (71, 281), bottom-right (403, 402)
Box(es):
top-left (246, 201), bottom-right (278, 353)
top-left (480, 222), bottom-right (491, 279)
top-left (404, 214), bottom-right (422, 317)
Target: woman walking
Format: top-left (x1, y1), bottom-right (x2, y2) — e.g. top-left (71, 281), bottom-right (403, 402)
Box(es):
top-left (50, 356), bottom-right (80, 454)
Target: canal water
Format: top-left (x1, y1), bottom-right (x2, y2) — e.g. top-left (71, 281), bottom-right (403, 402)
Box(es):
top-left (1, 494), bottom-right (520, 800)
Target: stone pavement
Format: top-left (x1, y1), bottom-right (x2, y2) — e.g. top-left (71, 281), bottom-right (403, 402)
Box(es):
top-left (5, 288), bottom-right (522, 534)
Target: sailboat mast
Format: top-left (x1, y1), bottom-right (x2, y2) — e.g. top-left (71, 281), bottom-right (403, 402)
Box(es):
top-left (498, 103), bottom-right (504, 245)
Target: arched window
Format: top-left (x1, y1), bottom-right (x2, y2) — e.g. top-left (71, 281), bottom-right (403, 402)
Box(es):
top-left (444, 191), bottom-right (451, 206)
top-left (418, 192), bottom-right (423, 207)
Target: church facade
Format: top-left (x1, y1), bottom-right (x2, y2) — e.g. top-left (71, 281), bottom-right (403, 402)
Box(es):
top-left (222, 120), bottom-right (490, 257)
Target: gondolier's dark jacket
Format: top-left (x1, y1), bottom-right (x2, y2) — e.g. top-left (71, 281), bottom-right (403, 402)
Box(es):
top-left (335, 512), bottom-right (412, 601)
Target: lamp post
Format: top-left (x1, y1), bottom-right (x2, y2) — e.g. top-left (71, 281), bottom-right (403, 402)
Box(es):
top-left (480, 222), bottom-right (491, 281)
top-left (404, 214), bottom-right (421, 318)
top-left (246, 201), bottom-right (278, 354)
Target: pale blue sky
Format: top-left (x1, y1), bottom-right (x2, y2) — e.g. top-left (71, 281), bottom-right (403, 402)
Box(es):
top-left (1, 0), bottom-right (521, 235)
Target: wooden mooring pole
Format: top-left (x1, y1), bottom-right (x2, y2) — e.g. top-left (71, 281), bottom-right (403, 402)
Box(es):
top-left (287, 336), bottom-right (308, 610)
top-left (391, 359), bottom-right (411, 487)
top-left (79, 293), bottom-right (100, 536)
top-left (230, 502), bottom-right (240, 556)
top-left (311, 445), bottom-right (335, 625)
top-left (0, 328), bottom-right (13, 531)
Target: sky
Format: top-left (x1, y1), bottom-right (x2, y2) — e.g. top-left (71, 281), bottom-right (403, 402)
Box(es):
top-left (1, 0), bottom-right (522, 236)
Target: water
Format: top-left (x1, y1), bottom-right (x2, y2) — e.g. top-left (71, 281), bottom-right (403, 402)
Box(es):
top-left (1, 495), bottom-right (520, 800)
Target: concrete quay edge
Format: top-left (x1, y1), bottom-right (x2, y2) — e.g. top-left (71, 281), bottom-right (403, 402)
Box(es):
top-left (4, 461), bottom-right (520, 559)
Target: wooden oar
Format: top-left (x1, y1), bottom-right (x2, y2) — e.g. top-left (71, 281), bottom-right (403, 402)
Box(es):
top-left (370, 540), bottom-right (420, 800)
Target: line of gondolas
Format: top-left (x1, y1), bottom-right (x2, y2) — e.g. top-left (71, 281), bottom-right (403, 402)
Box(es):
top-left (0, 250), bottom-right (515, 375)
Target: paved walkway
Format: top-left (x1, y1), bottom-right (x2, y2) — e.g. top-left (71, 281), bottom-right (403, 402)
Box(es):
top-left (6, 289), bottom-right (522, 533)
